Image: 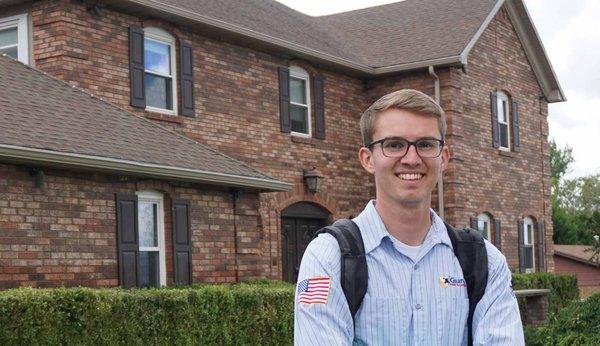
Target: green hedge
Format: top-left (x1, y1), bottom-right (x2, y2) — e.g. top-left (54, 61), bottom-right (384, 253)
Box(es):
top-left (512, 272), bottom-right (579, 317)
top-left (0, 282), bottom-right (295, 345)
top-left (525, 292), bottom-right (600, 346)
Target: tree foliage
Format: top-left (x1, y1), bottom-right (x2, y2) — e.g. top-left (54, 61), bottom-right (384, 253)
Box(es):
top-left (549, 140), bottom-right (599, 245)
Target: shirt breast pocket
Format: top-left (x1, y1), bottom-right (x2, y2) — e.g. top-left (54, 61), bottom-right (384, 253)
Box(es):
top-left (437, 297), bottom-right (469, 345)
top-left (354, 297), bottom-right (409, 345)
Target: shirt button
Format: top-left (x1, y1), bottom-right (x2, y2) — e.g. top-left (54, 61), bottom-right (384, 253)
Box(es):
top-left (414, 264), bottom-right (419, 270)
top-left (415, 304), bottom-right (422, 310)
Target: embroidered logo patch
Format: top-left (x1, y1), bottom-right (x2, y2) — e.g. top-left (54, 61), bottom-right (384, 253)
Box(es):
top-left (439, 276), bottom-right (467, 288)
top-left (297, 277), bottom-right (331, 304)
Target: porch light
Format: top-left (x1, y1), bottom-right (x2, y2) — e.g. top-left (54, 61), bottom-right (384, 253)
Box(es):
top-left (303, 167), bottom-right (323, 194)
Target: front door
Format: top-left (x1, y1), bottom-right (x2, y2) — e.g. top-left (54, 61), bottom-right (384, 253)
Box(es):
top-left (281, 217), bottom-right (326, 283)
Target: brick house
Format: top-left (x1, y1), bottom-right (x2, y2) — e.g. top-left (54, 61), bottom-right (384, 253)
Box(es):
top-left (554, 245), bottom-right (600, 299)
top-left (0, 0), bottom-right (564, 288)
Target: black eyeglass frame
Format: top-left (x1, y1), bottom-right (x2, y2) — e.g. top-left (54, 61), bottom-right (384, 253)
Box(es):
top-left (366, 136), bottom-right (446, 158)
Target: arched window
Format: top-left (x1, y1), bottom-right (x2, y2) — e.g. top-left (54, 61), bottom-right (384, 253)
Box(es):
top-left (143, 27), bottom-right (177, 114)
top-left (522, 216), bottom-right (535, 273)
top-left (136, 190), bottom-right (166, 286)
top-left (477, 213), bottom-right (491, 240)
top-left (496, 91), bottom-right (511, 150)
top-left (289, 66), bottom-right (311, 136)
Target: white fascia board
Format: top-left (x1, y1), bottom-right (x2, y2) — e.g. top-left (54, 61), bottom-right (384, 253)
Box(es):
top-left (373, 56), bottom-right (463, 75)
top-left (504, 0), bottom-right (565, 102)
top-left (0, 144), bottom-right (292, 191)
top-left (459, 0), bottom-right (506, 65)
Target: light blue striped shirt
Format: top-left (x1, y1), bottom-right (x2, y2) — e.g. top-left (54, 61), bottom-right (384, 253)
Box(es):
top-left (294, 200), bottom-right (524, 345)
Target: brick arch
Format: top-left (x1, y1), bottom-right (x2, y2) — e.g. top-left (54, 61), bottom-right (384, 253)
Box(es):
top-left (276, 192), bottom-right (338, 220)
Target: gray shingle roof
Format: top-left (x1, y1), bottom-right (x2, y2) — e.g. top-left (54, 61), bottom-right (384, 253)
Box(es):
top-left (151, 0), bottom-right (496, 68)
top-left (0, 55), bottom-right (290, 191)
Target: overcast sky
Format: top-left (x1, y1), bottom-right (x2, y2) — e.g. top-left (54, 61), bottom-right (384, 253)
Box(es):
top-left (277, 0), bottom-right (600, 179)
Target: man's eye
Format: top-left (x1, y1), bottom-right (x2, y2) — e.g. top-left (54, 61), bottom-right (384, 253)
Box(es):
top-left (417, 140), bottom-right (435, 149)
top-left (385, 140), bottom-right (406, 149)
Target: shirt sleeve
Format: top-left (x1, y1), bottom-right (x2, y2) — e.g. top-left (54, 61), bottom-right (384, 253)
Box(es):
top-left (472, 241), bottom-right (525, 346)
top-left (294, 234), bottom-right (354, 346)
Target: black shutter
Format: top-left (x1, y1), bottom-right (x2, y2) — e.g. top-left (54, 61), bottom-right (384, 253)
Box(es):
top-left (490, 92), bottom-right (499, 148)
top-left (469, 216), bottom-right (478, 230)
top-left (314, 75), bottom-right (325, 139)
top-left (116, 194), bottom-right (139, 288)
top-left (180, 41), bottom-right (195, 117)
top-left (512, 101), bottom-right (520, 152)
top-left (537, 220), bottom-right (546, 272)
top-left (278, 66), bottom-right (291, 133)
top-left (172, 199), bottom-right (192, 285)
top-left (518, 219), bottom-right (525, 273)
top-left (494, 219), bottom-right (502, 251)
top-left (129, 26), bottom-right (145, 108)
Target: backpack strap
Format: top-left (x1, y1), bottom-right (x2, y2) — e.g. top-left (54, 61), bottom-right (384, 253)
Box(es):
top-left (313, 219), bottom-right (368, 325)
top-left (444, 222), bottom-right (488, 346)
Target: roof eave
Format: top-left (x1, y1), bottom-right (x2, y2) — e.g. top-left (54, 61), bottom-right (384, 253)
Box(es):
top-left (0, 144), bottom-right (292, 192)
top-left (554, 251), bottom-right (599, 268)
top-left (373, 56), bottom-right (464, 75)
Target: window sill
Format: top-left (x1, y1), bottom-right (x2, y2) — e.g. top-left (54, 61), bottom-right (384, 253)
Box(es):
top-left (498, 150), bottom-right (516, 158)
top-left (145, 111), bottom-right (184, 124)
top-left (291, 135), bottom-right (314, 145)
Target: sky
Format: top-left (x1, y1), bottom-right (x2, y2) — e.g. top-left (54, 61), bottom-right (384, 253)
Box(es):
top-left (276, 0), bottom-right (600, 179)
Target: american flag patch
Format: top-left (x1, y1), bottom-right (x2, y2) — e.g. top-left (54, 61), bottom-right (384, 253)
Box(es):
top-left (297, 277), bottom-right (332, 304)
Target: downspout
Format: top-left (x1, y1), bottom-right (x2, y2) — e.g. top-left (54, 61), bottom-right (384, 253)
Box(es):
top-left (428, 66), bottom-right (444, 219)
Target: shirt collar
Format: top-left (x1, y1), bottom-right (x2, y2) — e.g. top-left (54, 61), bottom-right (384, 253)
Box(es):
top-left (353, 200), bottom-right (452, 254)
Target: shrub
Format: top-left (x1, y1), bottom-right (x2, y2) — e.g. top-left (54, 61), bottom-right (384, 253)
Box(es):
top-left (0, 282), bottom-right (295, 345)
top-left (524, 292), bottom-right (600, 346)
top-left (512, 272), bottom-right (579, 318)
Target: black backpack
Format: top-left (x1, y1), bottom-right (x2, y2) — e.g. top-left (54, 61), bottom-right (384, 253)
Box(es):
top-left (313, 219), bottom-right (488, 346)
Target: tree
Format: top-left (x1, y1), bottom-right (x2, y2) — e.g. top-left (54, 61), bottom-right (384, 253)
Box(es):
top-left (549, 140), bottom-right (574, 191)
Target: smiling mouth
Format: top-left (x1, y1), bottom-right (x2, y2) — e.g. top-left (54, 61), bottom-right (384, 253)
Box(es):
top-left (396, 173), bottom-right (424, 181)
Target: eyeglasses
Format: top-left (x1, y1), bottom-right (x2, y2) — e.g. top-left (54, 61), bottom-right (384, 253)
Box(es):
top-left (366, 137), bottom-right (445, 158)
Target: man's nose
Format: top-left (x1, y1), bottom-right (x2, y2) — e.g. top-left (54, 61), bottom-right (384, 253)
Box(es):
top-left (400, 144), bottom-right (422, 165)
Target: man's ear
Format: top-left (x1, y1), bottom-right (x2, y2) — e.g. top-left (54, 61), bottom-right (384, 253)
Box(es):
top-left (359, 147), bottom-right (375, 174)
top-left (440, 145), bottom-right (450, 172)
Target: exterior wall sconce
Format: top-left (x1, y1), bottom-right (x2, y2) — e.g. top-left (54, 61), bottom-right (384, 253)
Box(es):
top-left (303, 167), bottom-right (323, 194)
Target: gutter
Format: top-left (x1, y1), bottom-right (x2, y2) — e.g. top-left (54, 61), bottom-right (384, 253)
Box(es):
top-left (428, 66), bottom-right (444, 219)
top-left (0, 144), bottom-right (292, 192)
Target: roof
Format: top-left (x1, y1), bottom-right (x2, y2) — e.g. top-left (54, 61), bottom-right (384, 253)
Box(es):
top-left (554, 245), bottom-right (600, 268)
top-left (0, 55), bottom-right (291, 191)
top-left (91, 0), bottom-right (564, 102)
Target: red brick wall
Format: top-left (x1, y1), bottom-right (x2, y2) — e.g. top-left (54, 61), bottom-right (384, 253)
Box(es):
top-left (0, 163), bottom-right (263, 288)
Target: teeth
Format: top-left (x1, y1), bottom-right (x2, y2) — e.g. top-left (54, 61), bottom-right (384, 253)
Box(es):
top-left (398, 173), bottom-right (423, 180)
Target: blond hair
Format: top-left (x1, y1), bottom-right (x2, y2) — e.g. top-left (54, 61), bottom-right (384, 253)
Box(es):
top-left (360, 89), bottom-right (446, 146)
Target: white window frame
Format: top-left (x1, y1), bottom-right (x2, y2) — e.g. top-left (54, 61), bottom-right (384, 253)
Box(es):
top-left (0, 13), bottom-right (29, 64)
top-left (289, 66), bottom-right (311, 137)
top-left (477, 213), bottom-right (491, 240)
top-left (523, 217), bottom-right (535, 273)
top-left (143, 27), bottom-right (177, 115)
top-left (496, 91), bottom-right (510, 151)
top-left (136, 190), bottom-right (166, 286)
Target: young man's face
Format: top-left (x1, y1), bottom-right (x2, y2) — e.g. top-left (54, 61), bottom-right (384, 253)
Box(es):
top-left (359, 108), bottom-right (449, 208)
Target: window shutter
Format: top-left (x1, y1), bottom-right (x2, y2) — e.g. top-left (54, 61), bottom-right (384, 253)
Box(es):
top-left (494, 219), bottom-right (502, 251)
top-left (278, 66), bottom-right (291, 133)
top-left (179, 41), bottom-right (195, 117)
top-left (537, 220), bottom-right (546, 272)
top-left (116, 194), bottom-right (139, 288)
top-left (172, 199), bottom-right (192, 285)
top-left (512, 101), bottom-right (520, 152)
top-left (469, 216), bottom-right (477, 229)
top-left (129, 26), bottom-right (146, 108)
top-left (518, 219), bottom-right (525, 273)
top-left (314, 75), bottom-right (325, 139)
top-left (490, 92), bottom-right (499, 148)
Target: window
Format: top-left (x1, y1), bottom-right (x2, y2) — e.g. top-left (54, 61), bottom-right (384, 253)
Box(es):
top-left (289, 66), bottom-right (311, 136)
top-left (523, 217), bottom-right (535, 273)
top-left (144, 27), bottom-right (177, 114)
top-left (0, 13), bottom-right (28, 64)
top-left (477, 213), bottom-right (491, 240)
top-left (496, 91), bottom-right (510, 150)
top-left (136, 190), bottom-right (166, 287)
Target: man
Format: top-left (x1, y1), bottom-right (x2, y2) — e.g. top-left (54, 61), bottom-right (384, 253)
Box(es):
top-left (294, 89), bottom-right (524, 345)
